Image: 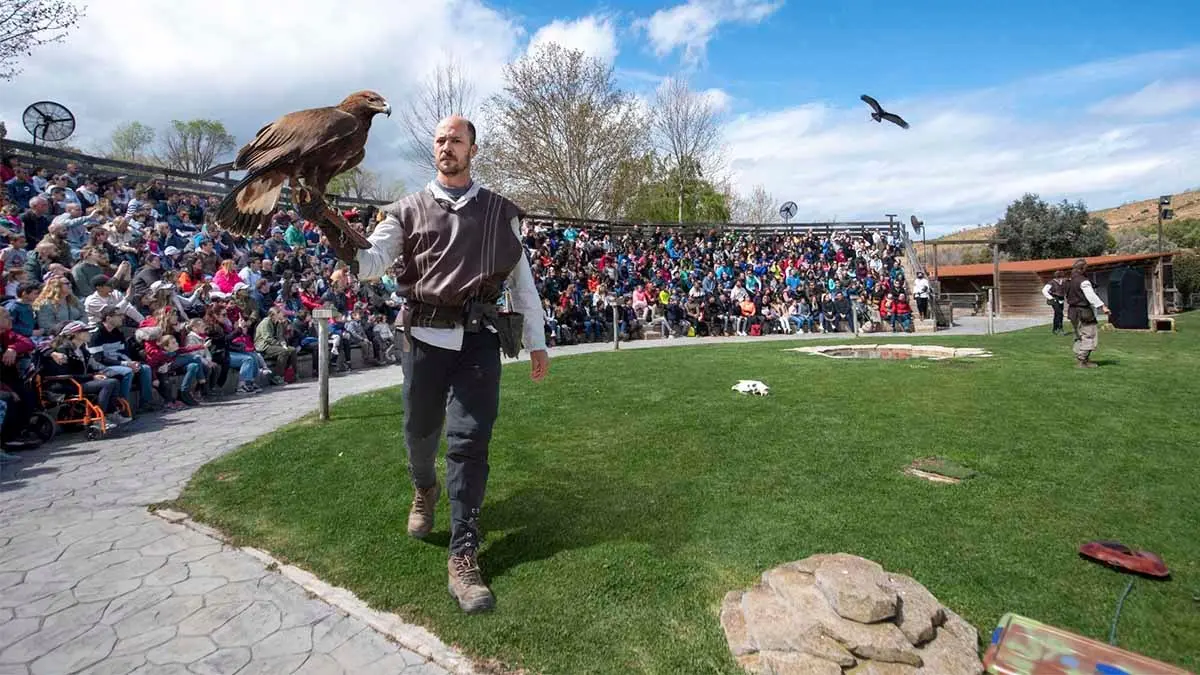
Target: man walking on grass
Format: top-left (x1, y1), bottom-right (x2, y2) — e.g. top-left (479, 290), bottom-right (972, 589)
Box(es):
top-left (322, 115), bottom-right (549, 614)
top-left (1066, 258), bottom-right (1110, 368)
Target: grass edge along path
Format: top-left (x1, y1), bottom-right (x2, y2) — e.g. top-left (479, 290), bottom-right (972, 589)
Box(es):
top-left (170, 316), bottom-right (1200, 674)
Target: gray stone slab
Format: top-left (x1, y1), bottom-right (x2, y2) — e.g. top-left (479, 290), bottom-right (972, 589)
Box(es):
top-left (187, 647), bottom-right (251, 675)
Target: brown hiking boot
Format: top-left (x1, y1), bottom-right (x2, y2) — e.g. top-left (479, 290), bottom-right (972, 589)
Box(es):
top-left (406, 483), bottom-right (440, 538)
top-left (448, 553), bottom-right (495, 614)
top-left (1077, 359), bottom-right (1099, 368)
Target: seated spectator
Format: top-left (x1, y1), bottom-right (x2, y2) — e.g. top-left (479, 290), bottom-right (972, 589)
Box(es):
top-left (39, 321), bottom-right (131, 426)
top-left (89, 306), bottom-right (155, 412)
top-left (254, 306), bottom-right (297, 384)
top-left (892, 293), bottom-right (914, 333)
top-left (3, 282), bottom-right (41, 338)
top-left (33, 275), bottom-right (85, 335)
top-left (84, 275), bottom-right (144, 326)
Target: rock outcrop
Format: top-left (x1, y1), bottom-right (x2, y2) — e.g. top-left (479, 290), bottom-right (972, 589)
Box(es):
top-left (720, 554), bottom-right (983, 675)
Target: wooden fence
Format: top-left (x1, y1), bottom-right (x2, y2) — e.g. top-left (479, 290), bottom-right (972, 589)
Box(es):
top-left (0, 139), bottom-right (388, 211)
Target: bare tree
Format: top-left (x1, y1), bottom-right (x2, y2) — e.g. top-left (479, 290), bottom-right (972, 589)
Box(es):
top-left (398, 57), bottom-right (477, 176)
top-left (730, 184), bottom-right (777, 223)
top-left (157, 119), bottom-right (236, 174)
top-left (105, 121), bottom-right (156, 162)
top-left (0, 0), bottom-right (85, 80)
top-left (478, 42), bottom-right (648, 218)
top-left (328, 167), bottom-right (406, 202)
top-left (651, 76), bottom-right (725, 222)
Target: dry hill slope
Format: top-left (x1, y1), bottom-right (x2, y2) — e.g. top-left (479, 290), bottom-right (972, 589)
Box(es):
top-left (931, 189), bottom-right (1200, 243)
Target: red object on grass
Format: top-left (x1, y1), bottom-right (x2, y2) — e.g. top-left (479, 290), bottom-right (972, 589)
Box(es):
top-left (1078, 540), bottom-right (1170, 578)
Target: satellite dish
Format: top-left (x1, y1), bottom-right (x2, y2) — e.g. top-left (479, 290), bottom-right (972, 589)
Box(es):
top-left (22, 101), bottom-right (76, 146)
top-left (910, 215), bottom-right (924, 232)
top-left (779, 201), bottom-right (798, 223)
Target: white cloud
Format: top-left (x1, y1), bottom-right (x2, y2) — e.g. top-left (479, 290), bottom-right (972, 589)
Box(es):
top-left (0, 0), bottom-right (523, 187)
top-left (1089, 79), bottom-right (1200, 118)
top-left (640, 0), bottom-right (784, 66)
top-left (701, 88), bottom-right (733, 113)
top-left (723, 50), bottom-right (1200, 234)
top-left (528, 15), bottom-right (618, 65)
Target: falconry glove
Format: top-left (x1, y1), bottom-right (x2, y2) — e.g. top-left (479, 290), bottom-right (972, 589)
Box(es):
top-left (318, 222), bottom-right (362, 274)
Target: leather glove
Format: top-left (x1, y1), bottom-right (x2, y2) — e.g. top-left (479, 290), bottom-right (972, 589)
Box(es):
top-left (317, 221), bottom-right (362, 274)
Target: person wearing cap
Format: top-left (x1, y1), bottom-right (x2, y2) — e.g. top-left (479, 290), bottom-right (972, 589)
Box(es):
top-left (40, 320), bottom-right (131, 426)
top-left (83, 274), bottom-right (144, 327)
top-left (130, 253), bottom-right (163, 305)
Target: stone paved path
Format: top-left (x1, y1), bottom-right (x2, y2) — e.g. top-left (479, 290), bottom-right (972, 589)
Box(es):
top-left (0, 323), bottom-right (1037, 675)
top-left (0, 365), bottom-right (450, 675)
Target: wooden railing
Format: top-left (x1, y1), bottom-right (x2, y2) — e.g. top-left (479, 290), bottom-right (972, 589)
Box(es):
top-left (0, 139), bottom-right (389, 211)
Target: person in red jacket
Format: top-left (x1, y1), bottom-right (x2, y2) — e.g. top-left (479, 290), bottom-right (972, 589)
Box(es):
top-left (892, 293), bottom-right (914, 332)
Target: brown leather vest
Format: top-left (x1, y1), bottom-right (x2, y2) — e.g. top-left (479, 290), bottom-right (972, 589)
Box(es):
top-left (383, 187), bottom-right (523, 313)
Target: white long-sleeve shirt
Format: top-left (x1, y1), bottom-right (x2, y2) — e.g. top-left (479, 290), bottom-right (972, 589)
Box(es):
top-left (1079, 280), bottom-right (1104, 310)
top-left (355, 181), bottom-right (547, 353)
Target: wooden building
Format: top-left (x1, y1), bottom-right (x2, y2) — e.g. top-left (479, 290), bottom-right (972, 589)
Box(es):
top-left (935, 252), bottom-right (1176, 318)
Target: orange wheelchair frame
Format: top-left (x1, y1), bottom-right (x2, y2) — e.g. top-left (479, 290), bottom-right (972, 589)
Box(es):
top-left (36, 374), bottom-right (132, 440)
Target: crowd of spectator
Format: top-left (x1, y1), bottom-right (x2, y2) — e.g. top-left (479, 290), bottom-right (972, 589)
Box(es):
top-left (520, 221), bottom-right (916, 346)
top-left (0, 151), bottom-right (917, 456)
top-left (1, 154), bottom-right (399, 455)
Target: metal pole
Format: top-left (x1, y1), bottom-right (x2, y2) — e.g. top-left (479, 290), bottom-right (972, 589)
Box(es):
top-left (613, 303), bottom-right (619, 350)
top-left (314, 308), bottom-right (332, 421)
top-left (1157, 208), bottom-right (1163, 253)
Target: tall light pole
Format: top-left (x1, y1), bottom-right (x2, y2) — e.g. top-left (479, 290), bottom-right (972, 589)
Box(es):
top-left (1157, 195), bottom-right (1173, 252)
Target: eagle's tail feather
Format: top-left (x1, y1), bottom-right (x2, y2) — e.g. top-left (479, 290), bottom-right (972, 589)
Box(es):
top-left (215, 169), bottom-right (288, 237)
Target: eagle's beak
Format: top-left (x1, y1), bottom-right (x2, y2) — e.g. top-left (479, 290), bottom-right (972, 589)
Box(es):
top-left (382, 101), bottom-right (392, 117)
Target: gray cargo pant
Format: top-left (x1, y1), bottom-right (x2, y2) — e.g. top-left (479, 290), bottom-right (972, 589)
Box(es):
top-left (400, 330), bottom-right (501, 556)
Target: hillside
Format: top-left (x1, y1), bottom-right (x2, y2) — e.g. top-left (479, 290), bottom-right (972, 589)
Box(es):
top-left (930, 189), bottom-right (1200, 244)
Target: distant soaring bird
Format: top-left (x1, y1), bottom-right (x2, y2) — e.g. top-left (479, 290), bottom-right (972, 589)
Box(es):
top-left (208, 90), bottom-right (391, 249)
top-left (860, 94), bottom-right (909, 129)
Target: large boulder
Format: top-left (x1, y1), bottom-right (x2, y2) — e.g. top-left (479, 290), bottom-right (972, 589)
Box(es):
top-left (719, 554), bottom-right (983, 675)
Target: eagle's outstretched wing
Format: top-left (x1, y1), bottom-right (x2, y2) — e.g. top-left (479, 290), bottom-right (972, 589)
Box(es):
top-left (880, 111), bottom-right (909, 129)
top-left (215, 107), bottom-right (361, 236)
top-left (860, 94), bottom-right (883, 114)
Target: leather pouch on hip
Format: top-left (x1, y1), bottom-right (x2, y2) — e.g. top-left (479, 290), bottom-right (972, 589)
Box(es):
top-left (493, 312), bottom-right (525, 359)
top-left (1079, 306), bottom-right (1096, 323)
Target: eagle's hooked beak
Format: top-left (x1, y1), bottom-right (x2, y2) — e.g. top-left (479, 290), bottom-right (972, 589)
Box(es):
top-left (381, 101), bottom-right (392, 117)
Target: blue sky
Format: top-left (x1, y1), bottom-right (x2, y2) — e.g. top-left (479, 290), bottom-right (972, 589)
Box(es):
top-left (2, 0), bottom-right (1198, 234)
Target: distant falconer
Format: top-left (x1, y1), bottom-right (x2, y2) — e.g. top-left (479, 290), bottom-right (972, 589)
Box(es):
top-left (1066, 259), bottom-right (1110, 368)
top-left (1042, 270), bottom-right (1068, 335)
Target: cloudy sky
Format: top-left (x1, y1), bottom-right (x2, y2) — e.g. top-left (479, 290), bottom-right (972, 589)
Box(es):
top-left (2, 0), bottom-right (1198, 235)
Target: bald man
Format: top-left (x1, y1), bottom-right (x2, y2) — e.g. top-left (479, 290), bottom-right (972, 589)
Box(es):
top-left (347, 116), bottom-right (549, 614)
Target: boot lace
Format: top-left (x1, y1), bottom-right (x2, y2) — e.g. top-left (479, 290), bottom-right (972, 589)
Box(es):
top-left (451, 554), bottom-right (484, 586)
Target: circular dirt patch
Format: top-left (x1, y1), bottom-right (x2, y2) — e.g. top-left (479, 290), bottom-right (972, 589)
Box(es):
top-left (790, 344), bottom-right (992, 360)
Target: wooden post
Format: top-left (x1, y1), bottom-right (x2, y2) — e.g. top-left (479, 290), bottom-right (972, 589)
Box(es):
top-left (613, 303), bottom-right (619, 350)
top-left (992, 243), bottom-right (1001, 317)
top-left (314, 308), bottom-right (333, 421)
top-left (987, 288), bottom-right (995, 335)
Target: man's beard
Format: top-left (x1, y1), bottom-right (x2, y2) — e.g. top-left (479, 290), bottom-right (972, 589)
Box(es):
top-left (438, 154), bottom-right (469, 176)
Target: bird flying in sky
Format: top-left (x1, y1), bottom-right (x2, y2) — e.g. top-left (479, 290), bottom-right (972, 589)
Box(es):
top-left (860, 94), bottom-right (909, 129)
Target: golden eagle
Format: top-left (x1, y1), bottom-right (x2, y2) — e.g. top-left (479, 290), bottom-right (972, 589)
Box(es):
top-left (860, 94), bottom-right (909, 129)
top-left (210, 90), bottom-right (391, 248)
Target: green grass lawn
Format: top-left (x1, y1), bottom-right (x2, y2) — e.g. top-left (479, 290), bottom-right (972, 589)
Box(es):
top-left (171, 315), bottom-right (1200, 674)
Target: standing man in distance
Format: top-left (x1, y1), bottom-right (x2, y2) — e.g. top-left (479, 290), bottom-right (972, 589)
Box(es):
top-left (911, 272), bottom-right (931, 321)
top-left (1065, 258), bottom-right (1110, 368)
top-left (1042, 269), bottom-right (1067, 335)
top-left (328, 115), bottom-right (549, 614)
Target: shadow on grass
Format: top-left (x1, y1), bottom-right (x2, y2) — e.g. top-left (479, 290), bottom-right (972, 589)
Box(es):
top-left (479, 475), bottom-right (689, 580)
